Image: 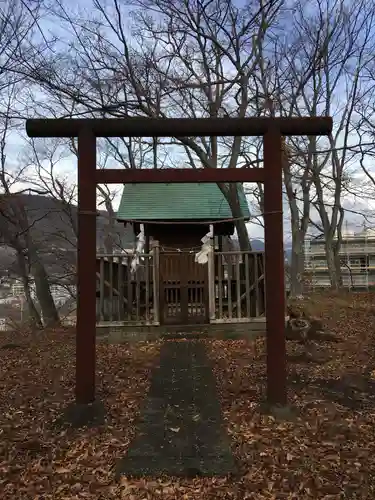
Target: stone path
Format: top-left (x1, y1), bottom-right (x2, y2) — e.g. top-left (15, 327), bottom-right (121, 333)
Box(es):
top-left (117, 340), bottom-right (238, 478)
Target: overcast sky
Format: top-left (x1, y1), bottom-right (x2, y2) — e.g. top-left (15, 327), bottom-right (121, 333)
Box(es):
top-left (5, 0), bottom-right (375, 245)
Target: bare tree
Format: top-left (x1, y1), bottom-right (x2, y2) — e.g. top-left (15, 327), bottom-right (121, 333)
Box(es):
top-left (13, 0), bottom-right (286, 251)
top-left (19, 133), bottom-right (138, 308)
top-left (0, 1), bottom-right (49, 327)
top-left (298, 0), bottom-right (375, 289)
top-left (354, 63), bottom-right (375, 207)
top-left (247, 37), bottom-right (319, 295)
top-left (6, 0), bottom-right (374, 295)
top-left (0, 1), bottom-right (45, 91)
top-left (253, 0), bottom-right (375, 292)
top-left (0, 87), bottom-right (60, 327)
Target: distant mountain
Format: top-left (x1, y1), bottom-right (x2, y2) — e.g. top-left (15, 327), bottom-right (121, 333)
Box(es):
top-left (0, 194), bottom-right (134, 278)
top-left (235, 238), bottom-right (293, 262)
top-left (0, 194), bottom-right (134, 249)
top-left (250, 239), bottom-right (265, 251)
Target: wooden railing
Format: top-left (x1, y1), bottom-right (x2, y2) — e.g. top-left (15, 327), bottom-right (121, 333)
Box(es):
top-left (211, 251), bottom-right (265, 322)
top-left (96, 249), bottom-right (265, 326)
top-left (96, 252), bottom-right (159, 324)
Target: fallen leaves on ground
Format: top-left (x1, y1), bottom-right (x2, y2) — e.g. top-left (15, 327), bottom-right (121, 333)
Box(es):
top-left (206, 291), bottom-right (375, 499)
top-left (1, 291), bottom-right (375, 499)
top-left (0, 328), bottom-right (161, 499)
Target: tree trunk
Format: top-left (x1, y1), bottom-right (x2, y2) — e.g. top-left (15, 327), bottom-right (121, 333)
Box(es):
top-left (15, 249), bottom-right (43, 329)
top-left (284, 158), bottom-right (310, 299)
top-left (29, 247), bottom-right (60, 327)
top-left (223, 183), bottom-right (252, 251)
top-left (325, 240), bottom-right (340, 289)
top-left (235, 216), bottom-right (252, 252)
top-left (290, 228), bottom-right (305, 298)
top-left (333, 241), bottom-right (343, 288)
top-left (333, 209), bottom-right (345, 288)
top-left (104, 232), bottom-right (114, 253)
top-left (98, 186), bottom-right (118, 253)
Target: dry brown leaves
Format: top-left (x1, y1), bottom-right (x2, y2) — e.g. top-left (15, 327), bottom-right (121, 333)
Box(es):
top-left (0, 328), bottom-right (161, 499)
top-left (1, 291), bottom-right (375, 499)
top-left (206, 291), bottom-right (375, 499)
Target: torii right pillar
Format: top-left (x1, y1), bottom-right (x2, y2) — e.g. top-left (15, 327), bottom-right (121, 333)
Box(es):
top-left (263, 127), bottom-right (287, 406)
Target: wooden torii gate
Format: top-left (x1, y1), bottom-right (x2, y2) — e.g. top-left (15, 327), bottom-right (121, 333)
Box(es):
top-left (26, 116), bottom-right (332, 412)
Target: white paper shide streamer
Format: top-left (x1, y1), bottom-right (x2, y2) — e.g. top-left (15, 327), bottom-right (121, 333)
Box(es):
top-left (131, 224), bottom-right (145, 273)
top-left (195, 224), bottom-right (214, 265)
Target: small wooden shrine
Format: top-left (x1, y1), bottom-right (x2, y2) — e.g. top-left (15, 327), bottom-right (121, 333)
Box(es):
top-left (115, 182), bottom-right (251, 324)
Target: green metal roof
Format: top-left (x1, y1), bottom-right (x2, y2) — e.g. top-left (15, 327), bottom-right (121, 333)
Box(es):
top-left (116, 183), bottom-right (250, 221)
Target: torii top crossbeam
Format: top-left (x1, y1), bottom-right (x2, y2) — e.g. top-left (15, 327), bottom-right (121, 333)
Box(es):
top-left (26, 116), bottom-right (332, 138)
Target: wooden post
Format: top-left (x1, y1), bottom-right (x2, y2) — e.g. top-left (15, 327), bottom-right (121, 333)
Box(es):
top-left (152, 241), bottom-right (160, 325)
top-left (76, 128), bottom-right (97, 404)
top-left (144, 230), bottom-right (150, 254)
top-left (99, 258), bottom-right (104, 322)
top-left (263, 128), bottom-right (287, 406)
top-left (208, 233), bottom-right (216, 322)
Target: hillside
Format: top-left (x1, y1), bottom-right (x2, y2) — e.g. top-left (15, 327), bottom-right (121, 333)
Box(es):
top-left (0, 194), bottom-right (134, 248)
top-left (0, 194), bottom-right (134, 278)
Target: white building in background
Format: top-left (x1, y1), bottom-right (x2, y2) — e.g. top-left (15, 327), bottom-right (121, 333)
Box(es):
top-left (11, 280), bottom-right (74, 302)
top-left (304, 227), bottom-right (375, 289)
top-left (11, 282), bottom-right (31, 297)
top-left (9, 280), bottom-right (75, 326)
top-left (0, 280), bottom-right (76, 331)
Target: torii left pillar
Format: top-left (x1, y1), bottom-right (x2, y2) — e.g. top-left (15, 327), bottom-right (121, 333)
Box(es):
top-left (76, 128), bottom-right (97, 405)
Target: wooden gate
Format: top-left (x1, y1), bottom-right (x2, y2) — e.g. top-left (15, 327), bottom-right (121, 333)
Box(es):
top-left (159, 251), bottom-right (208, 325)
